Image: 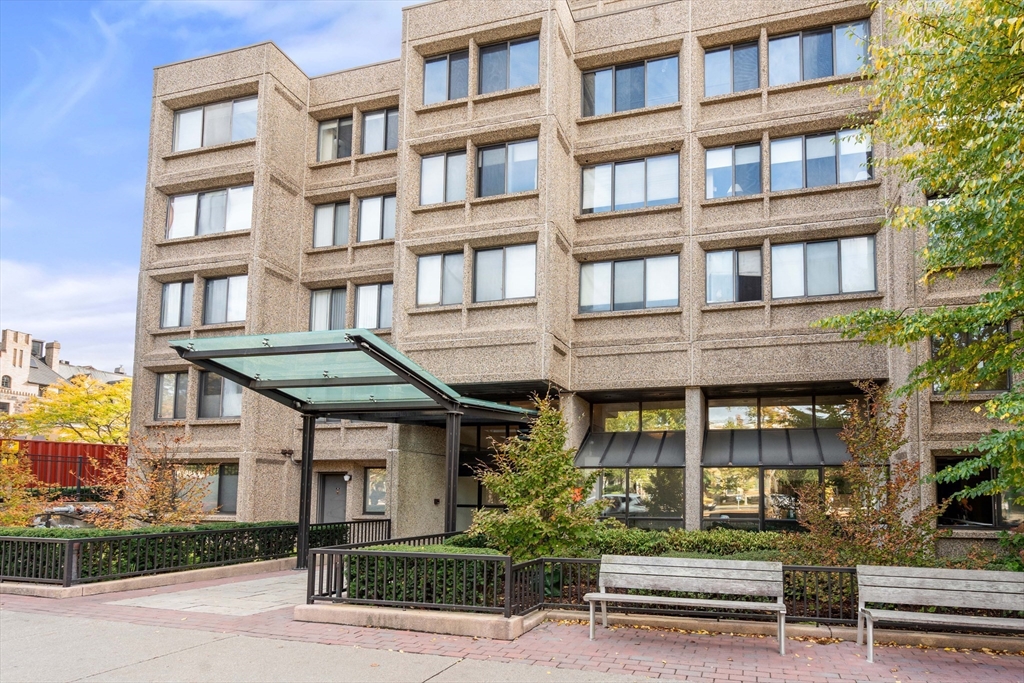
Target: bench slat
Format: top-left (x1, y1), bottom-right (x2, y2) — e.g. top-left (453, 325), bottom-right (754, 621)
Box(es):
top-left (598, 563), bottom-right (783, 583)
top-left (859, 575), bottom-right (1024, 597)
top-left (857, 565), bottom-right (1024, 584)
top-left (603, 555), bottom-right (783, 572)
top-left (600, 572), bottom-right (783, 597)
top-left (862, 608), bottom-right (1024, 630)
top-left (585, 592), bottom-right (784, 612)
top-left (859, 585), bottom-right (1024, 611)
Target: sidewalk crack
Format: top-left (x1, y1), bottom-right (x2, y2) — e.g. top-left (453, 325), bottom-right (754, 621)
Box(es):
top-left (68, 634), bottom-right (239, 682)
top-left (421, 657), bottom-right (463, 682)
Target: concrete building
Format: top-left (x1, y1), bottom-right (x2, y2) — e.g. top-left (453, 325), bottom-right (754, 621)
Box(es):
top-left (130, 0), bottom-right (1019, 545)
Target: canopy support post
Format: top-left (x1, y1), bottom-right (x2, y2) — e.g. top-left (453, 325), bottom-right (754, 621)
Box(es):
top-left (297, 414), bottom-right (316, 569)
top-left (444, 410), bottom-right (462, 533)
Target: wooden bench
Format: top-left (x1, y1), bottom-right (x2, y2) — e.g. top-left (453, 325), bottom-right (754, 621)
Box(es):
top-left (857, 565), bottom-right (1024, 663)
top-left (584, 555), bottom-right (788, 654)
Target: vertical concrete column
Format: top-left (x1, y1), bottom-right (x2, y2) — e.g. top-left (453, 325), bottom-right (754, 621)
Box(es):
top-left (560, 391), bottom-right (590, 452)
top-left (392, 424), bottom-right (446, 537)
top-left (684, 387), bottom-right (705, 530)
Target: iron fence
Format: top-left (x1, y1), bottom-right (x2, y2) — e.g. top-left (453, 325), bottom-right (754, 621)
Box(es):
top-left (1, 519), bottom-right (390, 586)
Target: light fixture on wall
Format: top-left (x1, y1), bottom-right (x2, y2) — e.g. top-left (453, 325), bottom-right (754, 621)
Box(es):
top-left (343, 473), bottom-right (352, 482)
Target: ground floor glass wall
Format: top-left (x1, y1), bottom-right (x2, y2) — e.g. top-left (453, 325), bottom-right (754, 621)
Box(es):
top-left (702, 467), bottom-right (850, 531)
top-left (592, 468), bottom-right (685, 528)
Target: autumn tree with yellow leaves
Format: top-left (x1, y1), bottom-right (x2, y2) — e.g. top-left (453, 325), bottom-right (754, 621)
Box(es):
top-left (19, 375), bottom-right (131, 444)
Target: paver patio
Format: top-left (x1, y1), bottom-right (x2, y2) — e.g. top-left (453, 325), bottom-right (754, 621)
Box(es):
top-left (2, 570), bottom-right (1021, 682)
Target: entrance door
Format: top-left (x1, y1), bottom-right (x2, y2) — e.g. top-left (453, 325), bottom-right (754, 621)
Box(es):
top-left (319, 474), bottom-right (348, 523)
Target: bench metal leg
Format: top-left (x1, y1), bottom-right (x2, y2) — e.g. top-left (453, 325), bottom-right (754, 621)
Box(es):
top-left (777, 611), bottom-right (785, 655)
top-left (589, 601), bottom-right (595, 640)
top-left (856, 610), bottom-right (863, 646)
top-left (601, 600), bottom-right (608, 628)
top-left (866, 613), bottom-right (874, 663)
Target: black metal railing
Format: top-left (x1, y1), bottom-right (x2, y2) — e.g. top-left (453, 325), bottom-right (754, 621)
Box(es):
top-left (1, 519), bottom-right (391, 586)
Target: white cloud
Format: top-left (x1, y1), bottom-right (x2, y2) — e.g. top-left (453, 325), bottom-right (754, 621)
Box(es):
top-left (0, 260), bottom-right (137, 372)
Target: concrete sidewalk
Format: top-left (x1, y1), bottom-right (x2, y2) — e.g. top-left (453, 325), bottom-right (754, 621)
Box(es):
top-left (0, 610), bottom-right (632, 683)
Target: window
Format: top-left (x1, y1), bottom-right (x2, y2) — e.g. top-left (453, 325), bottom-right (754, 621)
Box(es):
top-left (477, 139), bottom-right (538, 197)
top-left (936, 456), bottom-right (1023, 528)
top-left (203, 275), bottom-right (247, 324)
top-left (592, 401), bottom-right (686, 433)
top-left (309, 288), bottom-right (347, 331)
top-left (705, 144), bottom-right (760, 199)
top-left (361, 108), bottom-right (398, 154)
top-left (770, 129), bottom-right (871, 191)
top-left (704, 43), bottom-right (758, 97)
top-left (771, 236), bottom-right (876, 299)
top-left (592, 468), bottom-right (685, 528)
top-left (198, 372), bottom-right (242, 418)
top-left (768, 20), bottom-right (870, 86)
top-left (705, 248), bottom-right (762, 303)
top-left (417, 253), bottom-right (464, 306)
top-left (581, 154), bottom-right (679, 213)
top-left (2, 376), bottom-right (11, 389)
top-left (579, 255), bottom-right (678, 313)
top-left (173, 97), bottom-right (258, 152)
top-left (188, 463), bottom-right (239, 514)
top-left (582, 56), bottom-right (679, 116)
top-left (364, 467), bottom-right (387, 514)
top-left (166, 185), bottom-right (253, 239)
top-left (479, 36), bottom-right (539, 95)
top-left (474, 244), bottom-right (536, 302)
top-left (0, 402), bottom-right (10, 413)
top-left (155, 372), bottom-right (188, 420)
top-left (355, 283), bottom-right (393, 329)
top-left (424, 50), bottom-right (469, 104)
top-left (160, 281), bottom-right (194, 328)
top-left (357, 195), bottom-right (396, 242)
top-left (420, 152), bottom-right (467, 205)
top-left (318, 117), bottom-right (353, 161)
top-left (931, 324), bottom-right (1012, 393)
top-left (313, 202), bottom-right (350, 248)
top-left (707, 395), bottom-right (855, 429)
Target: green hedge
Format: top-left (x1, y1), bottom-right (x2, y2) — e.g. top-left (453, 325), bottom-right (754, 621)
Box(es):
top-left (589, 525), bottom-right (785, 559)
top-left (0, 521), bottom-right (294, 539)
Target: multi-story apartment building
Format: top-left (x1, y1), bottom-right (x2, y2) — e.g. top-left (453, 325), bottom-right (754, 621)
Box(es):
top-left (131, 0), bottom-right (1019, 548)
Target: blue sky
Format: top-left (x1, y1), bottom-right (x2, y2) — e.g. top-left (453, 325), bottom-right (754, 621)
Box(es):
top-left (0, 0), bottom-right (414, 371)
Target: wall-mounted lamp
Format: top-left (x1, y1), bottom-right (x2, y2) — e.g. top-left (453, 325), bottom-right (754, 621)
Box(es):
top-left (343, 473), bottom-right (352, 482)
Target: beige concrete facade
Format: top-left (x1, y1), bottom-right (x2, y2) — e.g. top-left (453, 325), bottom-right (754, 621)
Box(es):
top-left (131, 0), bottom-right (1013, 541)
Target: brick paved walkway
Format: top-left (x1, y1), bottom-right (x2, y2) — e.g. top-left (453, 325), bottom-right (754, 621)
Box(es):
top-left (2, 570), bottom-right (1021, 682)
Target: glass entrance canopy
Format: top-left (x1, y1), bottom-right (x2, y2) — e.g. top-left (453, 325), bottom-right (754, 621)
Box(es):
top-left (169, 329), bottom-right (535, 426)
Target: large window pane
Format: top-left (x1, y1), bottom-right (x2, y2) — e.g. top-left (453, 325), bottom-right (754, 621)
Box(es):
top-left (594, 403), bottom-right (640, 432)
top-left (806, 240), bottom-right (839, 296)
top-left (156, 373), bottom-right (179, 419)
top-left (504, 244), bottom-right (536, 299)
top-left (197, 190), bottom-right (227, 235)
top-left (805, 133), bottom-right (837, 187)
top-left (417, 254), bottom-right (442, 306)
top-left (615, 63), bottom-right (645, 112)
top-left (642, 401), bottom-right (686, 430)
top-left (218, 464), bottom-right (239, 514)
top-left (231, 97), bottom-right (258, 141)
top-left (613, 259), bottom-right (644, 310)
top-left (815, 396), bottom-right (853, 428)
top-left (764, 469), bottom-right (818, 521)
top-left (358, 197), bottom-right (382, 242)
top-left (580, 262), bottom-right (612, 312)
top-left (507, 140), bottom-right (538, 193)
top-left (446, 152), bottom-right (466, 202)
top-left (424, 57), bottom-right (448, 105)
top-left (331, 288), bottom-right (346, 329)
top-left (225, 186), bottom-right (252, 232)
top-left (420, 155), bottom-right (445, 205)
top-left (508, 38), bottom-right (539, 89)
top-left (761, 397), bottom-right (814, 428)
top-left (226, 275), bottom-right (247, 322)
top-left (645, 154), bottom-right (678, 206)
top-left (479, 43), bottom-right (508, 94)
top-left (199, 373), bottom-right (223, 418)
top-left (310, 289), bottom-right (331, 330)
top-left (704, 49), bottom-right (731, 97)
top-left (362, 111), bottom-right (385, 154)
top-left (221, 378), bottom-right (243, 417)
top-left (840, 236), bottom-right (875, 292)
top-left (771, 243), bottom-right (805, 298)
top-left (582, 164), bottom-right (612, 213)
top-left (645, 56), bottom-right (678, 106)
top-left (838, 129), bottom-right (871, 182)
top-left (937, 457), bottom-right (994, 527)
top-left (632, 468), bottom-right (685, 519)
top-left (161, 282), bottom-right (183, 329)
top-left (386, 110), bottom-right (399, 150)
top-left (167, 194), bottom-right (197, 239)
top-left (318, 120), bottom-right (338, 161)
top-left (355, 285), bottom-right (379, 328)
top-left (705, 147), bottom-right (733, 199)
top-left (769, 35), bottom-right (800, 86)
top-left (614, 160), bottom-right (645, 210)
top-left (835, 21), bottom-right (869, 75)
top-left (474, 249), bottom-right (504, 302)
top-left (379, 284), bottom-right (393, 328)
top-left (313, 204), bottom-right (335, 248)
top-left (382, 196), bottom-right (396, 239)
top-left (734, 144), bottom-right (761, 195)
top-left (770, 138), bottom-right (803, 191)
top-left (478, 146), bottom-right (506, 197)
top-left (174, 108), bottom-right (203, 152)
top-left (336, 118), bottom-right (353, 158)
top-left (703, 468), bottom-right (759, 526)
top-left (645, 255), bottom-right (678, 308)
top-left (706, 250), bottom-right (734, 303)
top-left (449, 50), bottom-right (469, 99)
top-left (1000, 489), bottom-right (1024, 527)
top-left (442, 253), bottom-right (464, 305)
top-left (204, 278), bottom-right (228, 324)
top-left (583, 69), bottom-right (613, 116)
top-left (802, 29), bottom-right (833, 80)
top-left (365, 468), bottom-right (387, 514)
top-left (737, 249), bottom-right (762, 301)
top-left (707, 399), bottom-right (757, 429)
top-left (202, 102), bottom-right (232, 146)
top-left (733, 43), bottom-right (759, 91)
top-left (595, 470), bottom-right (627, 519)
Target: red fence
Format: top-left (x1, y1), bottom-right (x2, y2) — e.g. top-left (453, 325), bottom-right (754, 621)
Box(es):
top-left (4, 440), bottom-right (125, 488)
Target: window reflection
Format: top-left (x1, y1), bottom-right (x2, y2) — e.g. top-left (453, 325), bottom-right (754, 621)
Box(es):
top-left (703, 467), bottom-right (759, 529)
top-left (707, 399), bottom-right (757, 429)
top-left (764, 469), bottom-right (818, 526)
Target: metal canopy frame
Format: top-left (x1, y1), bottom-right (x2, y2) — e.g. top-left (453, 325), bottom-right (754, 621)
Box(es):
top-left (169, 330), bottom-right (535, 567)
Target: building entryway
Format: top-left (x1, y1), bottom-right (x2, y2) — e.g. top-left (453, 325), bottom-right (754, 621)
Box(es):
top-left (318, 473), bottom-right (348, 523)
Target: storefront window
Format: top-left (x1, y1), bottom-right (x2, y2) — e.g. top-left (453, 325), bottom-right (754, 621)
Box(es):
top-left (825, 467), bottom-right (853, 517)
top-left (703, 467), bottom-right (759, 529)
top-left (763, 469), bottom-right (818, 529)
top-left (593, 403), bottom-right (640, 432)
top-left (631, 468), bottom-right (685, 520)
top-left (760, 398), bottom-right (814, 428)
top-left (707, 399), bottom-right (758, 429)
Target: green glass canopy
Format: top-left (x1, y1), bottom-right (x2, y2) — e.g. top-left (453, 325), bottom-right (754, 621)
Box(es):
top-left (169, 329), bottom-right (535, 426)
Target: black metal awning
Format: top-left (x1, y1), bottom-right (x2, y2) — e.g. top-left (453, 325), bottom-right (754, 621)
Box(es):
top-left (574, 430), bottom-right (685, 468)
top-left (701, 428), bottom-right (850, 467)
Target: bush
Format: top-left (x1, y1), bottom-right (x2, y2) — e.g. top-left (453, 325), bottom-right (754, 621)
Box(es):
top-left (443, 533), bottom-right (494, 549)
top-left (363, 544), bottom-right (503, 555)
top-left (663, 528), bottom-right (784, 556)
top-left (590, 523), bottom-right (670, 556)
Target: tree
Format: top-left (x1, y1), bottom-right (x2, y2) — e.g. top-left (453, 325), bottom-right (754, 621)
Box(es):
top-left (784, 382), bottom-right (952, 567)
top-left (0, 415), bottom-right (47, 526)
top-left (19, 376), bottom-right (132, 444)
top-left (86, 431), bottom-right (213, 529)
top-left (816, 0), bottom-right (1024, 504)
top-left (468, 397), bottom-right (602, 560)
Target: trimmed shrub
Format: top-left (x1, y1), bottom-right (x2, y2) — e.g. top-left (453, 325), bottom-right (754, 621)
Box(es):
top-left (663, 528), bottom-right (784, 556)
top-left (443, 533), bottom-right (494, 549)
